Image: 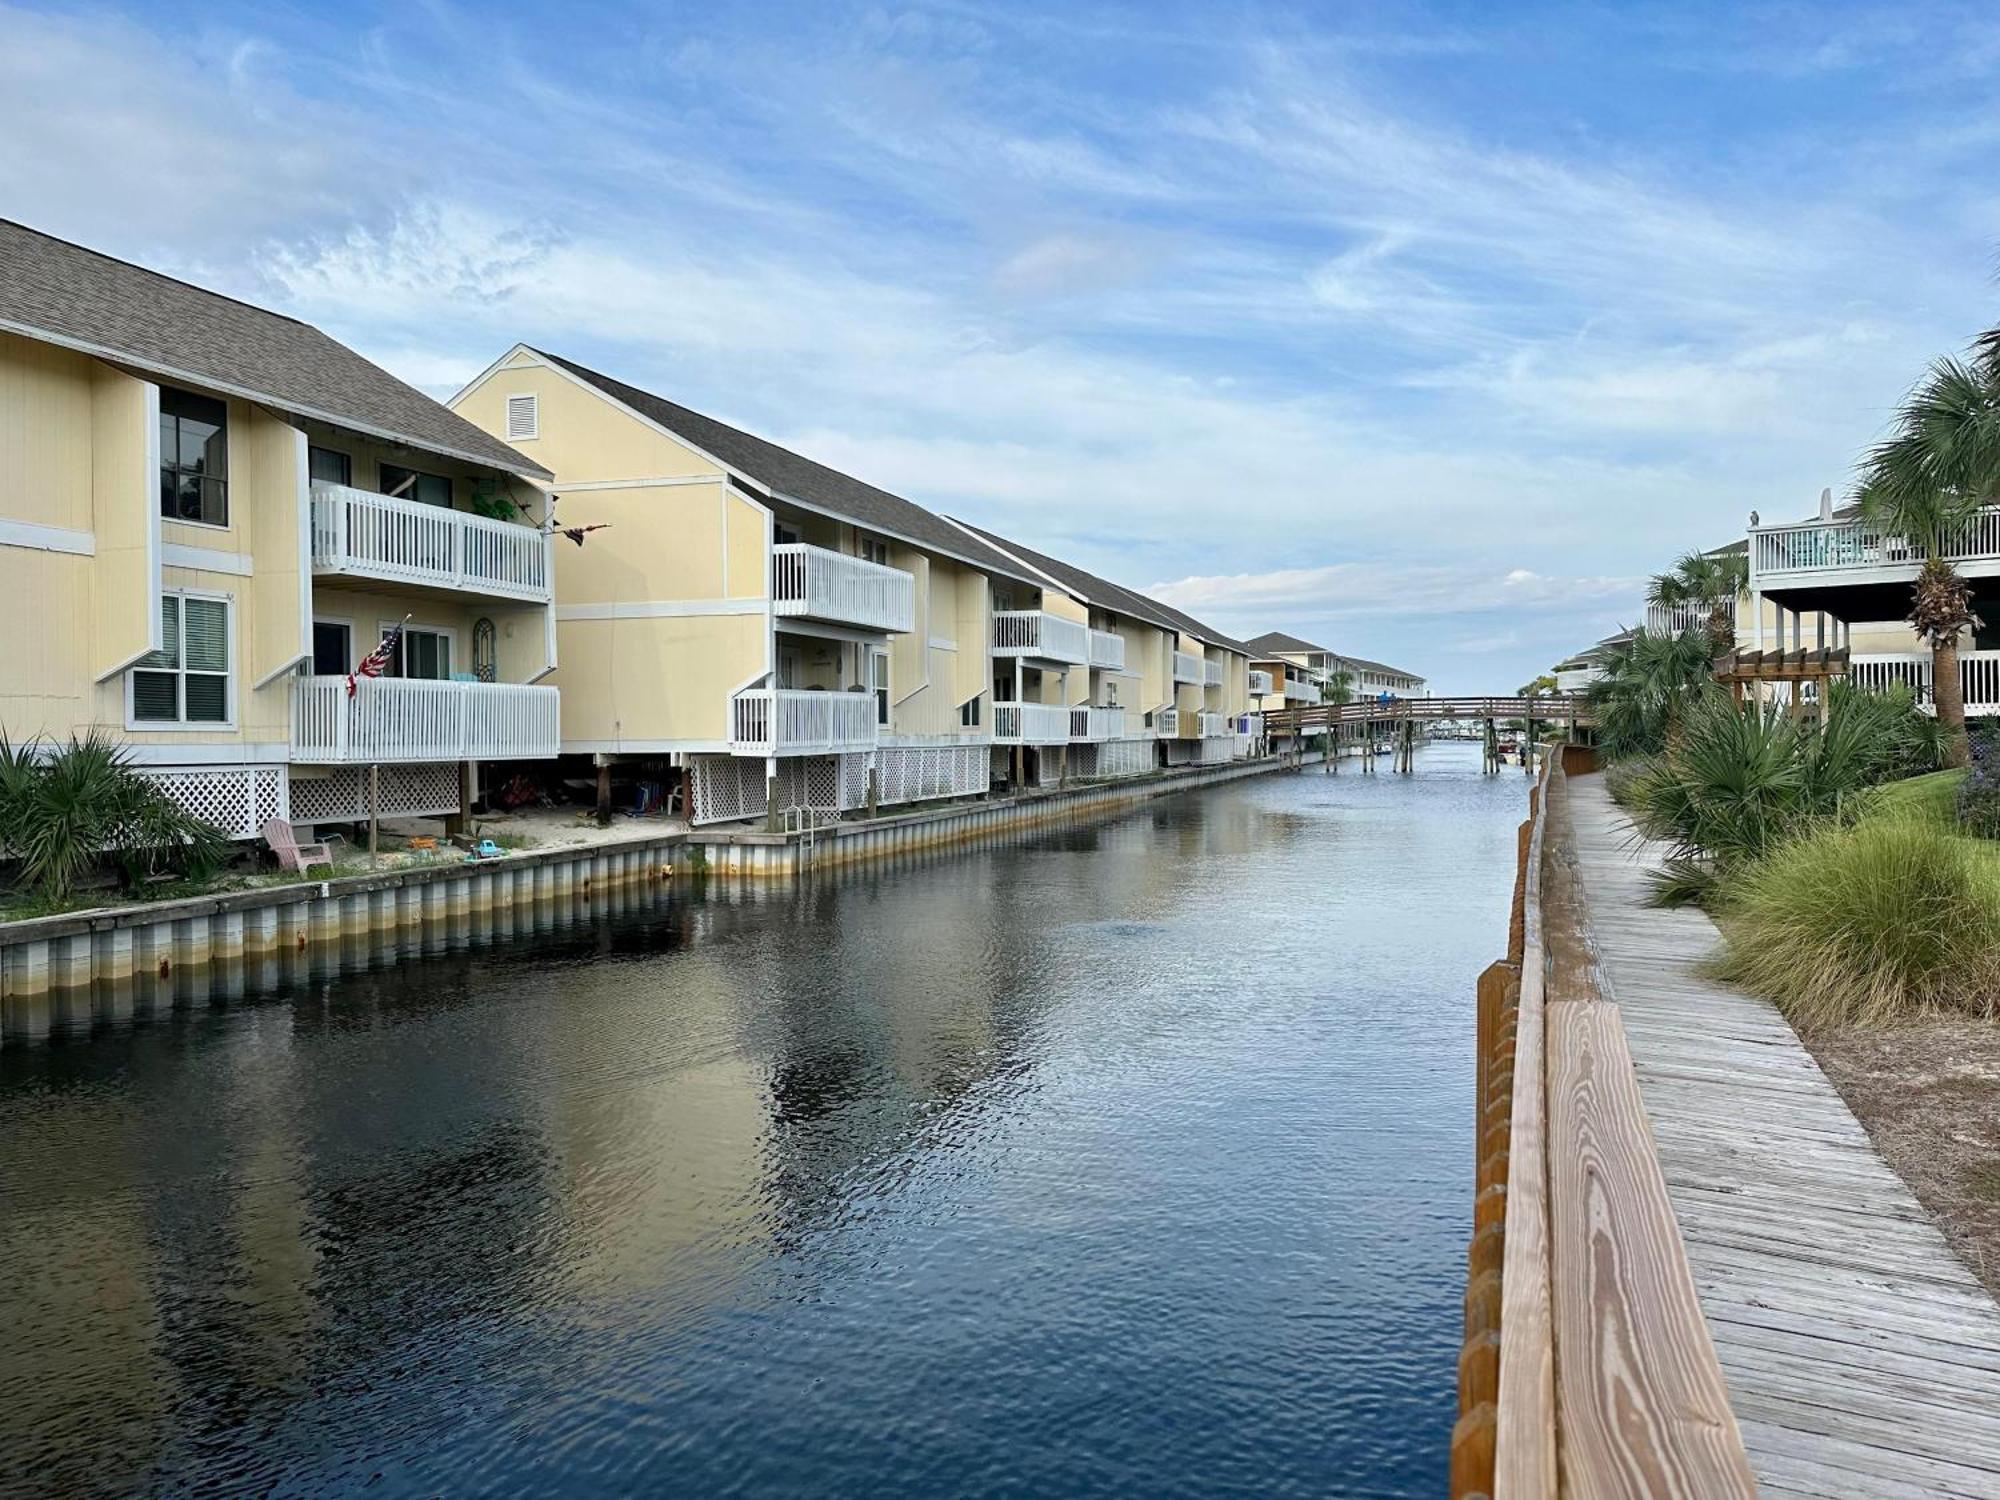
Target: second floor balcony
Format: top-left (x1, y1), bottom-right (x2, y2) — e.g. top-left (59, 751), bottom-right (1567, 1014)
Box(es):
top-left (993, 610), bottom-right (1090, 665)
top-left (1197, 711), bottom-right (1231, 738)
top-left (771, 543), bottom-right (916, 634)
top-left (1284, 677), bottom-right (1319, 702)
top-left (1248, 669), bottom-right (1274, 695)
top-left (1752, 508), bottom-right (2000, 588)
top-left (310, 481), bottom-right (551, 603)
top-left (1172, 650), bottom-right (1203, 684)
top-left (1088, 628), bottom-right (1126, 670)
top-left (1068, 705), bottom-right (1126, 742)
top-left (730, 688), bottom-right (879, 757)
top-left (291, 675), bottom-right (559, 763)
top-left (1203, 659), bottom-right (1225, 687)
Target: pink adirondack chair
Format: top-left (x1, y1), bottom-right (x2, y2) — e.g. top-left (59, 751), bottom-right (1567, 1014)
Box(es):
top-left (262, 820), bottom-right (333, 873)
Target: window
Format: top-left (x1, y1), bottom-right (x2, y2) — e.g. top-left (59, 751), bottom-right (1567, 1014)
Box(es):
top-left (773, 523), bottom-right (801, 546)
top-left (960, 694), bottom-right (981, 728)
top-left (380, 464), bottom-right (452, 509)
top-left (858, 533), bottom-right (891, 566)
top-left (312, 621), bottom-right (352, 675)
top-left (309, 446), bottom-right (352, 487)
top-left (390, 626), bottom-right (452, 680)
top-left (159, 388), bottom-right (228, 525)
top-left (505, 392), bottom-right (539, 441)
top-left (869, 649), bottom-right (890, 725)
top-left (131, 594), bottom-right (230, 725)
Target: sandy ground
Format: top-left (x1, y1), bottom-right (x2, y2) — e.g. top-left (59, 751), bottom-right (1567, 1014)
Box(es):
top-left (1805, 1017), bottom-right (2000, 1299)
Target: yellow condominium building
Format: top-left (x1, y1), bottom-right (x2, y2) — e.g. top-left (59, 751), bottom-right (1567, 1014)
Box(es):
top-left (0, 222), bottom-right (558, 838)
top-left (950, 521), bottom-right (1255, 770)
top-left (452, 346), bottom-right (1078, 824)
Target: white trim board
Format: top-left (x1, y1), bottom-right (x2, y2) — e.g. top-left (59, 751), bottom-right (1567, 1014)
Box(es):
top-left (561, 738), bottom-right (733, 755)
top-left (162, 542), bottom-right (253, 576)
top-left (557, 599), bottom-right (765, 621)
top-left (0, 518), bottom-right (94, 555)
top-left (112, 742), bottom-right (292, 766)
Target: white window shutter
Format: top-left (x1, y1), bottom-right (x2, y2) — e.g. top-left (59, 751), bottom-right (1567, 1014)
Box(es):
top-left (505, 392), bottom-right (539, 441)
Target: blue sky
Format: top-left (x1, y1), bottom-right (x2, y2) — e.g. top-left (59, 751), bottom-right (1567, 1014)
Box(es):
top-left (7, 1), bottom-right (2000, 689)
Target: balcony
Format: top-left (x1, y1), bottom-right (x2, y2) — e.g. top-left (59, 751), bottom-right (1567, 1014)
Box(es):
top-left (1197, 711), bottom-right (1231, 738)
top-left (771, 543), bottom-right (915, 634)
top-left (1172, 650), bottom-right (1203, 684)
top-left (1645, 599), bottom-right (1727, 637)
top-left (1248, 670), bottom-right (1274, 695)
top-left (291, 676), bottom-right (559, 763)
top-left (1849, 651), bottom-right (2000, 715)
top-left (310, 481), bottom-right (551, 603)
top-left (1203, 659), bottom-right (1224, 687)
top-left (993, 610), bottom-right (1090, 665)
top-left (730, 688), bottom-right (878, 756)
top-left (1088, 628), bottom-right (1126, 670)
top-left (1154, 707), bottom-right (1180, 737)
top-left (1752, 508), bottom-right (2000, 587)
top-left (1284, 677), bottom-right (1319, 703)
top-left (1068, 705), bottom-right (1126, 742)
top-left (994, 702), bottom-right (1071, 744)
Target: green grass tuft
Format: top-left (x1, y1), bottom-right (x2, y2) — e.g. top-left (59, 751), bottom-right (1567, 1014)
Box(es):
top-left (1713, 812), bottom-right (2000, 1029)
top-left (1862, 768), bottom-right (1966, 824)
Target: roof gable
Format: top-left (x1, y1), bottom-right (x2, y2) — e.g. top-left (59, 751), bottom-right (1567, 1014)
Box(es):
top-left (0, 220), bottom-right (547, 479)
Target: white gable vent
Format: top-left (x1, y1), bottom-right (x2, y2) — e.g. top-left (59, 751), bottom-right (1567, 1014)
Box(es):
top-left (505, 392), bottom-right (539, 441)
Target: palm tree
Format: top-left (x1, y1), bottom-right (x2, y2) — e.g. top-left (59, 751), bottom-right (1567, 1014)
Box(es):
top-left (1646, 549), bottom-right (1747, 655)
top-left (1855, 354), bottom-right (2000, 767)
top-left (1586, 627), bottom-right (1718, 759)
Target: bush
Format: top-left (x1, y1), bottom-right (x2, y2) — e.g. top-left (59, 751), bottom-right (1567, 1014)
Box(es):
top-left (1713, 813), bottom-right (2000, 1027)
top-left (0, 734), bottom-right (228, 902)
top-left (1959, 725), bottom-right (2000, 837)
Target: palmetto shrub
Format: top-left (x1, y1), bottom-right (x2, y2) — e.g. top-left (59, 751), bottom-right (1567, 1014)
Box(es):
top-left (1714, 813), bottom-right (2000, 1027)
top-left (0, 734), bottom-right (228, 902)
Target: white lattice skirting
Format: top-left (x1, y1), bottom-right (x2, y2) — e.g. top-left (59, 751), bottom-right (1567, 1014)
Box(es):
top-left (690, 747), bottom-right (990, 826)
top-left (1092, 739), bottom-right (1157, 779)
top-left (142, 766), bottom-right (290, 840)
top-left (288, 764), bottom-right (462, 825)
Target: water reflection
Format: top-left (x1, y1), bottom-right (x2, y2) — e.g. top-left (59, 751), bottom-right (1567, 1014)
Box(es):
top-left (0, 745), bottom-right (1522, 1498)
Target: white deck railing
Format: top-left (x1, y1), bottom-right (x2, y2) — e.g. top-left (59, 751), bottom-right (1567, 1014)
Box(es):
top-left (1068, 705), bottom-right (1126, 741)
top-left (730, 689), bottom-right (878, 756)
top-left (1644, 600), bottom-right (1728, 636)
top-left (1154, 707), bottom-right (1180, 737)
top-left (1284, 677), bottom-right (1319, 702)
top-left (291, 676), bottom-right (559, 763)
top-left (1248, 670), bottom-right (1274, 695)
top-left (1848, 650), bottom-right (2000, 714)
top-left (310, 481), bottom-right (551, 602)
top-left (1203, 659), bottom-right (1224, 687)
top-left (1197, 711), bottom-right (1230, 738)
top-left (1172, 650), bottom-right (1202, 683)
top-left (771, 544), bottom-right (915, 633)
top-left (1752, 507), bottom-right (2000, 582)
top-left (992, 610), bottom-right (1090, 664)
top-left (994, 702), bottom-right (1071, 744)
top-left (1088, 628), bottom-right (1126, 670)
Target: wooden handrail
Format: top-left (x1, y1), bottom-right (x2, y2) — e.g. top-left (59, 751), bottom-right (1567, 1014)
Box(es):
top-left (1455, 752), bottom-right (1755, 1499)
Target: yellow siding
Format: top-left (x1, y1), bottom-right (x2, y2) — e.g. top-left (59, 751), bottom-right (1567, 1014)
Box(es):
top-left (454, 357), bottom-right (714, 486)
top-left (554, 613), bottom-right (766, 746)
top-left (88, 363), bottom-right (157, 678)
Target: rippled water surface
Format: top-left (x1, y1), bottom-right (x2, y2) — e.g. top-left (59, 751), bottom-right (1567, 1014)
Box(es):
top-left (0, 745), bottom-right (1529, 1498)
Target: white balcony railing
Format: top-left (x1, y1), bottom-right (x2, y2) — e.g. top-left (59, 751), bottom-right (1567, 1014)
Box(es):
top-left (1197, 711), bottom-right (1230, 738)
top-left (1752, 507), bottom-right (2000, 583)
top-left (771, 543), bottom-right (915, 633)
top-left (1248, 670), bottom-right (1274, 695)
top-left (1203, 659), bottom-right (1224, 687)
top-left (1154, 707), bottom-right (1180, 737)
top-left (310, 481), bottom-right (551, 602)
top-left (730, 688), bottom-right (878, 756)
top-left (1847, 650), bottom-right (2000, 715)
top-left (993, 610), bottom-right (1090, 664)
top-left (1644, 599), bottom-right (1730, 637)
top-left (291, 676), bottom-right (559, 763)
top-left (1088, 628), bottom-right (1126, 670)
top-left (1172, 650), bottom-right (1202, 684)
top-left (1284, 677), bottom-right (1319, 702)
top-left (994, 702), bottom-right (1071, 744)
top-left (1068, 705), bottom-right (1126, 741)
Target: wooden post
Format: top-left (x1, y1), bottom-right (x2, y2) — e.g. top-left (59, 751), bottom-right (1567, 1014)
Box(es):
top-left (866, 766), bottom-right (879, 819)
top-left (595, 758), bottom-right (613, 827)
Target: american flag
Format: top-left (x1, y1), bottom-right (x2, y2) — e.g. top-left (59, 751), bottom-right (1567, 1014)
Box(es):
top-left (347, 616), bottom-right (409, 697)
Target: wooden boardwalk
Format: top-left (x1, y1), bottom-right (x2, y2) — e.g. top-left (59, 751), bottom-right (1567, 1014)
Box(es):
top-left (1570, 775), bottom-right (2000, 1498)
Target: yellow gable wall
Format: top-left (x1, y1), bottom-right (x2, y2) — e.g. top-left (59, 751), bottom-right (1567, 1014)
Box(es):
top-left (453, 355), bottom-right (772, 748)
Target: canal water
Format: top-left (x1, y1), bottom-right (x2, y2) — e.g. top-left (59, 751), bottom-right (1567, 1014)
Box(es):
top-left (0, 744), bottom-right (1527, 1498)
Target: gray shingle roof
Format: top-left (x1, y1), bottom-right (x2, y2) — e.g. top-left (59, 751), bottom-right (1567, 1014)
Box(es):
top-left (1243, 629), bottom-right (1329, 657)
top-left (1339, 654), bottom-right (1425, 681)
top-left (536, 350), bottom-right (1040, 585)
top-left (0, 220), bottom-right (547, 478)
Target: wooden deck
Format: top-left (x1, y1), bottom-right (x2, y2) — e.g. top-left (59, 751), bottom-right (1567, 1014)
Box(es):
top-left (1569, 774), bottom-right (2000, 1499)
